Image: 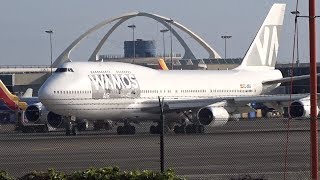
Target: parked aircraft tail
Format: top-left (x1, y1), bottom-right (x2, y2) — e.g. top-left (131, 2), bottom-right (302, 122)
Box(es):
top-left (236, 3), bottom-right (286, 70)
top-left (22, 88), bottom-right (33, 98)
top-left (158, 58), bottom-right (169, 70)
top-left (0, 80), bottom-right (28, 111)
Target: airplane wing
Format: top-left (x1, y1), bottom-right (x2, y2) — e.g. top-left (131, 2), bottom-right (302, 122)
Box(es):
top-left (141, 93), bottom-right (310, 113)
top-left (262, 73), bottom-right (320, 85)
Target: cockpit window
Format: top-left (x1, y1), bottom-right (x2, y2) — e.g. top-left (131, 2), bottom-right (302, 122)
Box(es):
top-left (55, 68), bottom-right (74, 73)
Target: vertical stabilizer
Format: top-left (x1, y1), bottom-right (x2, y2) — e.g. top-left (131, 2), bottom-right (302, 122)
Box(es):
top-left (22, 88), bottom-right (33, 98)
top-left (0, 80), bottom-right (28, 111)
top-left (158, 58), bottom-right (169, 70)
top-left (236, 4), bottom-right (286, 70)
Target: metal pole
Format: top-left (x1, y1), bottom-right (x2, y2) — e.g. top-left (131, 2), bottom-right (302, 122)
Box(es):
top-left (296, 18), bottom-right (300, 67)
top-left (45, 30), bottom-right (53, 74)
top-left (221, 35), bottom-right (232, 60)
top-left (309, 0), bottom-right (318, 179)
top-left (49, 33), bottom-right (52, 74)
top-left (128, 25), bottom-right (136, 62)
top-left (163, 33), bottom-right (165, 61)
top-left (291, 10), bottom-right (301, 67)
top-left (166, 19), bottom-right (174, 70)
top-left (158, 96), bottom-right (165, 173)
top-left (165, 19), bottom-right (173, 69)
top-left (170, 24), bottom-right (173, 70)
top-left (160, 29), bottom-right (169, 61)
top-left (133, 27), bottom-right (135, 61)
top-left (224, 38), bottom-right (227, 59)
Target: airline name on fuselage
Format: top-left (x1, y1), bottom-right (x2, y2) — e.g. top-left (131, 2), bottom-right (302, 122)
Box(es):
top-left (89, 73), bottom-right (139, 90)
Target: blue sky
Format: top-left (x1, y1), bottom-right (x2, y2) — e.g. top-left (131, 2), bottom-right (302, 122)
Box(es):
top-left (0, 0), bottom-right (319, 65)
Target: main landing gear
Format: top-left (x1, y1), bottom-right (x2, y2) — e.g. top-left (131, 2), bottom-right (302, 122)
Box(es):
top-left (149, 124), bottom-right (161, 134)
top-left (172, 111), bottom-right (205, 134)
top-left (173, 124), bottom-right (205, 134)
top-left (149, 123), bottom-right (205, 134)
top-left (66, 120), bottom-right (77, 136)
top-left (116, 121), bottom-right (136, 135)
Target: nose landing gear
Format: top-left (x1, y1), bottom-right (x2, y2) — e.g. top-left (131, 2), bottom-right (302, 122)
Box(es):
top-left (65, 116), bottom-right (77, 136)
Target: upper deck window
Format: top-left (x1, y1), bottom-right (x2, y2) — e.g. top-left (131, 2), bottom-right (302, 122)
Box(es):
top-left (55, 68), bottom-right (74, 73)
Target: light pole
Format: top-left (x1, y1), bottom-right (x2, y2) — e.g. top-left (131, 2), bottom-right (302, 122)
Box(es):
top-left (221, 35), bottom-right (232, 60)
top-left (165, 19), bottom-right (174, 69)
top-left (160, 29), bottom-right (169, 61)
top-left (45, 30), bottom-right (53, 74)
top-left (128, 24), bottom-right (136, 62)
top-left (291, 10), bottom-right (300, 67)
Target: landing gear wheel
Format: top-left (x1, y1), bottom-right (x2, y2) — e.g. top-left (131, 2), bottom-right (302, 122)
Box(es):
top-left (149, 125), bottom-right (163, 134)
top-left (66, 122), bottom-right (72, 136)
top-left (117, 125), bottom-right (136, 135)
top-left (174, 125), bottom-right (186, 134)
top-left (126, 125), bottom-right (136, 134)
top-left (185, 124), bottom-right (205, 134)
top-left (197, 125), bottom-right (205, 133)
top-left (117, 126), bottom-right (124, 135)
top-left (186, 124), bottom-right (196, 134)
top-left (150, 125), bottom-right (157, 134)
top-left (66, 121), bottom-right (77, 136)
top-left (150, 125), bottom-right (160, 134)
top-left (71, 125), bottom-right (77, 135)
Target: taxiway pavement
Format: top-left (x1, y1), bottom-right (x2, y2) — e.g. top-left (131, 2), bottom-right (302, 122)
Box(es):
top-left (0, 119), bottom-right (313, 179)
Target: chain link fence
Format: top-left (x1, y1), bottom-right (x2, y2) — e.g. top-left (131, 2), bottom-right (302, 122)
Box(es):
top-left (0, 114), bottom-right (314, 179)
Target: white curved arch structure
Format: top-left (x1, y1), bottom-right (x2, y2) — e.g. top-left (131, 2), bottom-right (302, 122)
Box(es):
top-left (53, 12), bottom-right (221, 67)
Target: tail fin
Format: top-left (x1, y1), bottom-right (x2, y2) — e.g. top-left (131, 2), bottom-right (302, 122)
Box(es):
top-left (158, 58), bottom-right (169, 70)
top-left (236, 4), bottom-right (286, 70)
top-left (22, 88), bottom-right (33, 98)
top-left (0, 80), bottom-right (28, 111)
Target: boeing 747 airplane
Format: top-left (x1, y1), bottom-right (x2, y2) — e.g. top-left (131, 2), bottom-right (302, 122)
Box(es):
top-left (38, 4), bottom-right (315, 135)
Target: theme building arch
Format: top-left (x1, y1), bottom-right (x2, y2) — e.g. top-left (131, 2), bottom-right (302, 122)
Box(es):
top-left (53, 12), bottom-right (221, 67)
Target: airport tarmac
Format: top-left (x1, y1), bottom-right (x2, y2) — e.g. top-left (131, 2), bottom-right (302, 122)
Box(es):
top-left (0, 119), bottom-right (313, 179)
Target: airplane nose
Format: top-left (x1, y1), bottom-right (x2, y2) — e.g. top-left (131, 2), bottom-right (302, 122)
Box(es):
top-left (38, 81), bottom-right (53, 105)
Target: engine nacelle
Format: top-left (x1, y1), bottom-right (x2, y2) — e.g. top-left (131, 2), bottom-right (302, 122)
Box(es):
top-left (47, 111), bottom-right (64, 128)
top-left (197, 107), bottom-right (229, 127)
top-left (25, 103), bottom-right (47, 122)
top-left (289, 97), bottom-right (319, 118)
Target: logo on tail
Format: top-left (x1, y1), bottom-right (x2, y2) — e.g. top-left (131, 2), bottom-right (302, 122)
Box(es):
top-left (256, 25), bottom-right (279, 66)
top-left (236, 3), bottom-right (286, 69)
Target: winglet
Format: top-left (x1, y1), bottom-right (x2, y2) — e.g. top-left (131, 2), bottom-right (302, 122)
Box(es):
top-left (158, 58), bottom-right (169, 70)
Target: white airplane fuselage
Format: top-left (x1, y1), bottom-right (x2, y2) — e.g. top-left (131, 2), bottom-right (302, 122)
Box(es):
top-left (39, 62), bottom-right (282, 121)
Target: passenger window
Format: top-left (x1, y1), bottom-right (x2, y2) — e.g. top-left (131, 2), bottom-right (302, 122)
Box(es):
top-left (55, 68), bottom-right (74, 73)
top-left (55, 68), bottom-right (67, 72)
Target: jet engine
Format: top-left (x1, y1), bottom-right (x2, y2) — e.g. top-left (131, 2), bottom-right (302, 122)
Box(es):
top-left (197, 107), bottom-right (229, 127)
top-left (25, 102), bottom-right (64, 128)
top-left (289, 97), bottom-right (318, 118)
top-left (25, 103), bottom-right (47, 122)
top-left (47, 111), bottom-right (64, 128)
